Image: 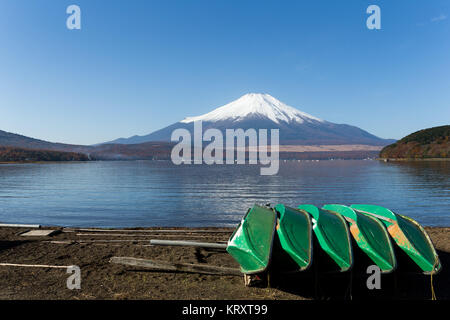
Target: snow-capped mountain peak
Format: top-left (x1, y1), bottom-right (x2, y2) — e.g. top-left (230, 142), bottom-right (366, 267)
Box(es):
top-left (180, 93), bottom-right (323, 124)
top-left (104, 92), bottom-right (393, 146)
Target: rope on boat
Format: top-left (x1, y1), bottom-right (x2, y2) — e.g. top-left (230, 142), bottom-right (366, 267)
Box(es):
top-left (431, 273), bottom-right (436, 300)
top-left (430, 260), bottom-right (438, 300)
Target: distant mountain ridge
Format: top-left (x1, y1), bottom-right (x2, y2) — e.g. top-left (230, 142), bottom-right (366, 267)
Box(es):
top-left (107, 93), bottom-right (395, 146)
top-left (0, 129), bottom-right (174, 160)
top-left (0, 129), bottom-right (88, 153)
top-left (0, 128), bottom-right (383, 161)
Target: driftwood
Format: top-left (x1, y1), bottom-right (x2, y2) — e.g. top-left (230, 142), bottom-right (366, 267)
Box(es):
top-left (149, 239), bottom-right (228, 249)
top-left (0, 262), bottom-right (69, 269)
top-left (46, 241), bottom-right (152, 247)
top-left (110, 257), bottom-right (241, 276)
top-left (75, 233), bottom-right (226, 239)
top-left (52, 239), bottom-right (151, 243)
top-left (67, 228), bottom-right (231, 234)
top-left (46, 239), bottom-right (227, 245)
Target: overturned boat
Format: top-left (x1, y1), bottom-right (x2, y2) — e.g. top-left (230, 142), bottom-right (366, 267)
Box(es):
top-left (323, 204), bottom-right (396, 273)
top-left (350, 204), bottom-right (441, 274)
top-left (226, 204), bottom-right (277, 274)
top-left (298, 204), bottom-right (353, 272)
top-left (227, 203), bottom-right (441, 281)
top-left (274, 204), bottom-right (313, 272)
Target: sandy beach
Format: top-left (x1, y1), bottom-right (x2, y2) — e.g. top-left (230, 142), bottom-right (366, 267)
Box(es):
top-left (0, 226), bottom-right (449, 300)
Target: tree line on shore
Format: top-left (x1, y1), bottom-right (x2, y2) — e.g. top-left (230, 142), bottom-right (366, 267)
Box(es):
top-left (0, 146), bottom-right (89, 162)
top-left (380, 125), bottom-right (449, 159)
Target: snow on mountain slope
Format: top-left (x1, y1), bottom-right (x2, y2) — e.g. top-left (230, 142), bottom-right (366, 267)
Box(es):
top-left (180, 93), bottom-right (323, 124)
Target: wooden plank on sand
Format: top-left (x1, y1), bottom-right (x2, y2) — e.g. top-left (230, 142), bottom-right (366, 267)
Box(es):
top-left (110, 257), bottom-right (241, 276)
top-left (67, 228), bottom-right (231, 234)
top-left (75, 233), bottom-right (225, 239)
top-left (149, 239), bottom-right (228, 249)
top-left (0, 263), bottom-right (70, 269)
top-left (20, 230), bottom-right (61, 237)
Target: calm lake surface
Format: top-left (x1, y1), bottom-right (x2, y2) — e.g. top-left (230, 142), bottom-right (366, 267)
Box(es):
top-left (0, 160), bottom-right (448, 227)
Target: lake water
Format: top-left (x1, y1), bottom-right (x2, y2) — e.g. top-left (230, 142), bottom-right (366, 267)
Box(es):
top-left (0, 160), bottom-right (448, 227)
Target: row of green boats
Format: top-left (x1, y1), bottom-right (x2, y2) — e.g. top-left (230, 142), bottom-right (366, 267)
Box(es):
top-left (226, 204), bottom-right (441, 276)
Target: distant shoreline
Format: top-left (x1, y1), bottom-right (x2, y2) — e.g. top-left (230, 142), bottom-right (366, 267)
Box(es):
top-left (379, 158), bottom-right (450, 162)
top-left (1, 158), bottom-right (449, 165)
top-left (0, 160), bottom-right (91, 164)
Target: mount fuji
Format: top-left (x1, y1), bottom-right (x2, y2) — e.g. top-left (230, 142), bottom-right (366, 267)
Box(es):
top-left (106, 93), bottom-right (394, 146)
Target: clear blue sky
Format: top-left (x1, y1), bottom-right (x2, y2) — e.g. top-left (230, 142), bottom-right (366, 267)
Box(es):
top-left (0, 0), bottom-right (449, 145)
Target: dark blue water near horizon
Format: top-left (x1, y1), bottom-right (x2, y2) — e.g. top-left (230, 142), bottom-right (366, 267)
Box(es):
top-left (0, 160), bottom-right (448, 228)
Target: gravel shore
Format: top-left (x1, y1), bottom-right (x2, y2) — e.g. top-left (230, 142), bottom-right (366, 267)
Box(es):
top-left (0, 226), bottom-right (448, 300)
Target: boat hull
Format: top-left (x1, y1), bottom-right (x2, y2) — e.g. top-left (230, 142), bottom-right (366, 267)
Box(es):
top-left (350, 204), bottom-right (441, 274)
top-left (323, 204), bottom-right (396, 273)
top-left (226, 204), bottom-right (277, 274)
top-left (274, 204), bottom-right (313, 272)
top-left (298, 204), bottom-right (353, 272)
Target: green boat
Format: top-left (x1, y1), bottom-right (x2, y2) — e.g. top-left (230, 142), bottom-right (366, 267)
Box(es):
top-left (274, 204), bottom-right (313, 271)
top-left (298, 204), bottom-right (352, 272)
top-left (323, 204), bottom-right (396, 273)
top-left (226, 204), bottom-right (277, 274)
top-left (350, 204), bottom-right (441, 274)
